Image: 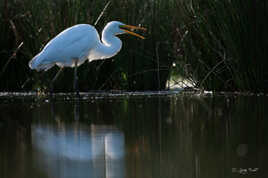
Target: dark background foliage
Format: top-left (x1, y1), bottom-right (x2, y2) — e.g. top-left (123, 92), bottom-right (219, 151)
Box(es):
top-left (0, 0), bottom-right (266, 92)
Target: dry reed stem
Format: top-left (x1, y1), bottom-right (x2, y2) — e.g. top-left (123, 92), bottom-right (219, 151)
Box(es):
top-left (0, 42), bottom-right (24, 78)
top-left (94, 1), bottom-right (111, 26)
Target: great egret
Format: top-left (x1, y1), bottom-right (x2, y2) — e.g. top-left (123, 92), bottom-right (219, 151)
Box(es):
top-left (29, 21), bottom-right (146, 95)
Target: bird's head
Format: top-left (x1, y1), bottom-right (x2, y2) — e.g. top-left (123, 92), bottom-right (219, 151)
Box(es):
top-left (104, 21), bottom-right (147, 39)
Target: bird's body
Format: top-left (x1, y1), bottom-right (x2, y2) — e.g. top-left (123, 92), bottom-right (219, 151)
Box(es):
top-left (29, 21), bottom-right (146, 94)
top-left (29, 24), bottom-right (113, 71)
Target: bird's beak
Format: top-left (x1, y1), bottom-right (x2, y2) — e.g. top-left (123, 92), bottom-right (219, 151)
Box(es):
top-left (120, 24), bottom-right (147, 39)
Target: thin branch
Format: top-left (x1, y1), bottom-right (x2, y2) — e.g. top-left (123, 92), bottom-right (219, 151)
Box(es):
top-left (0, 42), bottom-right (24, 78)
top-left (9, 20), bottom-right (20, 45)
top-left (155, 42), bottom-right (161, 90)
top-left (199, 58), bottom-right (226, 88)
top-left (94, 1), bottom-right (111, 26)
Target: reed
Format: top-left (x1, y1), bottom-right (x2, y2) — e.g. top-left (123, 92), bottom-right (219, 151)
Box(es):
top-left (175, 0), bottom-right (267, 92)
top-left (0, 0), bottom-right (266, 92)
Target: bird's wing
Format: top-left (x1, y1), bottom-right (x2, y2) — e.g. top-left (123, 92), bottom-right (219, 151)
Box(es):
top-left (42, 24), bottom-right (100, 66)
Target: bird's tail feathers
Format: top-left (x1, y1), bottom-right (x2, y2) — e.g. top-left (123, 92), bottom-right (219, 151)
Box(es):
top-left (29, 53), bottom-right (54, 71)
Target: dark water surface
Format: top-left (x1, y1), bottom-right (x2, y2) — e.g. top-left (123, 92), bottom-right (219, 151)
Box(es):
top-left (0, 93), bottom-right (267, 178)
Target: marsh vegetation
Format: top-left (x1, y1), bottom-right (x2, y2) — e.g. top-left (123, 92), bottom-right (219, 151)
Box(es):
top-left (0, 0), bottom-right (266, 92)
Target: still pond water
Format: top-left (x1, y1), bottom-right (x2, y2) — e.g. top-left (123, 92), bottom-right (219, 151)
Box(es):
top-left (0, 92), bottom-right (267, 178)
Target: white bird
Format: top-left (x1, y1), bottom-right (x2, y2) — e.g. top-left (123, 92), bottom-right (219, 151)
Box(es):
top-left (29, 21), bottom-right (146, 95)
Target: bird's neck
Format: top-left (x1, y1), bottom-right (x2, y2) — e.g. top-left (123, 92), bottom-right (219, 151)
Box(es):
top-left (92, 33), bottom-right (122, 60)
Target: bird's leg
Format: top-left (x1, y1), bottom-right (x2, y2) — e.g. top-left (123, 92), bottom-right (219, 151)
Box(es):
top-left (73, 60), bottom-right (79, 97)
top-left (50, 67), bottom-right (64, 94)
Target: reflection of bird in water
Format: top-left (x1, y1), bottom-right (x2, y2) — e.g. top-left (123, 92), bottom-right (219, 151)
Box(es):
top-left (32, 124), bottom-right (125, 178)
top-left (29, 21), bottom-right (146, 95)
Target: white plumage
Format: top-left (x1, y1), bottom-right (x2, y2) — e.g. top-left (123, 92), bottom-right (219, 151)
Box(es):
top-left (28, 21), bottom-right (146, 93)
top-left (29, 21), bottom-right (146, 71)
